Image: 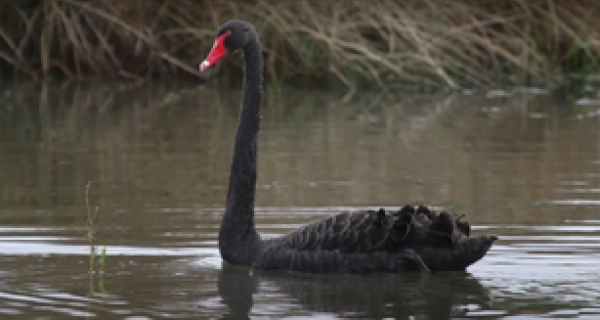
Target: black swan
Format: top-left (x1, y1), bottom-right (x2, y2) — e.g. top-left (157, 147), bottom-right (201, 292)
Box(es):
top-left (200, 20), bottom-right (497, 273)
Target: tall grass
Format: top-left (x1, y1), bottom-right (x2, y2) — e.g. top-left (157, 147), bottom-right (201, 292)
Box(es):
top-left (1, 0), bottom-right (600, 88)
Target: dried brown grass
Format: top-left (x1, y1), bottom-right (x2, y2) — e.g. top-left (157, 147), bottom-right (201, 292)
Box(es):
top-left (1, 0), bottom-right (599, 88)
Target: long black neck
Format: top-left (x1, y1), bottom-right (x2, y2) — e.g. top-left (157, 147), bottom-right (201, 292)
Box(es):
top-left (219, 31), bottom-right (263, 266)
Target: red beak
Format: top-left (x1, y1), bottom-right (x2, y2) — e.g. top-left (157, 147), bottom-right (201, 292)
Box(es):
top-left (200, 32), bottom-right (231, 72)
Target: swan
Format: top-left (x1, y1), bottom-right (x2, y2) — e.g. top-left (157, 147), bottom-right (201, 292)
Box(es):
top-left (200, 20), bottom-right (497, 273)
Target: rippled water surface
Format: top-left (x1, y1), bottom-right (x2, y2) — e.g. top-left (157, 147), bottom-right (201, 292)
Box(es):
top-left (1, 82), bottom-right (599, 319)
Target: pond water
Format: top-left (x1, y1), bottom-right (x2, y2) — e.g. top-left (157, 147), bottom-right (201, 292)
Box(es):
top-left (0, 81), bottom-right (599, 319)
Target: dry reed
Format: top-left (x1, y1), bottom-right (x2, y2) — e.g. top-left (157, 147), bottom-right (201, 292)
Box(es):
top-left (1, 0), bottom-right (600, 88)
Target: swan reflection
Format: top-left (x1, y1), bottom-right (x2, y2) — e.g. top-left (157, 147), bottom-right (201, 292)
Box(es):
top-left (217, 266), bottom-right (492, 319)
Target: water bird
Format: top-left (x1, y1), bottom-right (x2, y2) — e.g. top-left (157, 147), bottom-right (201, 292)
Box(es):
top-left (200, 20), bottom-right (497, 273)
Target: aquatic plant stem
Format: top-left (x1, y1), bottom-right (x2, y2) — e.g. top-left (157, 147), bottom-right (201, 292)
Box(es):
top-left (85, 181), bottom-right (107, 275)
top-left (85, 181), bottom-right (96, 275)
top-left (85, 181), bottom-right (108, 296)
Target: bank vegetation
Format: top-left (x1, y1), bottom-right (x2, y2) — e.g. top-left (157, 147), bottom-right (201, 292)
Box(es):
top-left (1, 0), bottom-right (599, 88)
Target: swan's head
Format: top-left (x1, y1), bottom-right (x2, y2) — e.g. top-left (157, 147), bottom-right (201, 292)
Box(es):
top-left (200, 20), bottom-right (254, 72)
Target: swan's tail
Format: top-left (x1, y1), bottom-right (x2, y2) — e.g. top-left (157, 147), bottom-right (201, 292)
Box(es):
top-left (416, 235), bottom-right (498, 272)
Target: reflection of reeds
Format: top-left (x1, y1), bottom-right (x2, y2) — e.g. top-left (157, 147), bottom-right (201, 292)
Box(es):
top-left (1, 82), bottom-right (599, 226)
top-left (0, 0), bottom-right (599, 86)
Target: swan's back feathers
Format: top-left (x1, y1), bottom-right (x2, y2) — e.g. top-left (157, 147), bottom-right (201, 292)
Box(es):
top-left (254, 204), bottom-right (494, 273)
top-left (276, 209), bottom-right (391, 253)
top-left (275, 204), bottom-right (467, 254)
top-left (277, 211), bottom-right (363, 252)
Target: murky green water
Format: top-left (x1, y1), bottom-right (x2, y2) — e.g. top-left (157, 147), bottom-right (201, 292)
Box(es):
top-left (1, 82), bottom-right (599, 319)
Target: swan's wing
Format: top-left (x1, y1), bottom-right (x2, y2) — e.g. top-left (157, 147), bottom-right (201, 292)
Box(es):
top-left (277, 210), bottom-right (412, 254)
top-left (256, 205), bottom-right (496, 273)
top-left (276, 205), bottom-right (464, 254)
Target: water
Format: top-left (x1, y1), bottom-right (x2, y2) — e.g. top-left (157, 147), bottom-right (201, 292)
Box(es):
top-left (1, 82), bottom-right (599, 319)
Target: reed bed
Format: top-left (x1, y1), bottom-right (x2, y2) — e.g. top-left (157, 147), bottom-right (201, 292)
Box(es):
top-left (1, 0), bottom-right (600, 88)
